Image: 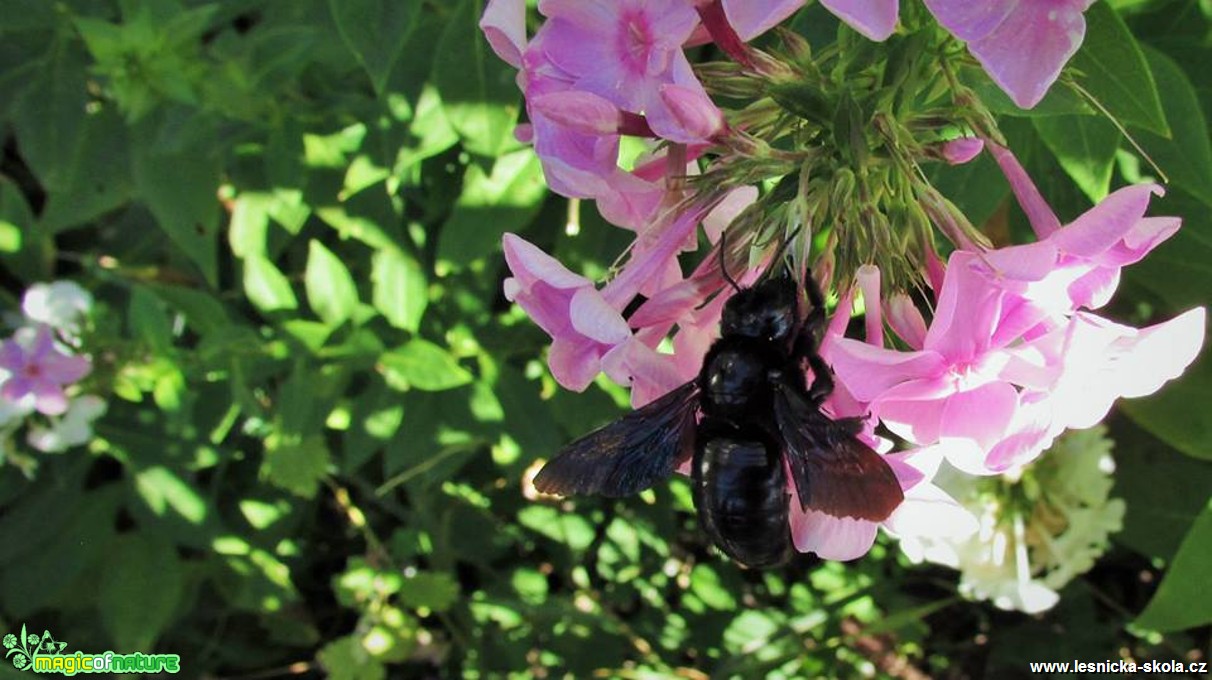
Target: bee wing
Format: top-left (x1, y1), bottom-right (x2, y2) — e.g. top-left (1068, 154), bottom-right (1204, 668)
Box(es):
top-left (533, 381), bottom-right (700, 498)
top-left (772, 382), bottom-right (903, 521)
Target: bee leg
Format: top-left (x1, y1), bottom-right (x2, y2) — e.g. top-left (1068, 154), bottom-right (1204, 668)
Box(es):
top-left (803, 267), bottom-right (828, 336)
top-left (795, 270), bottom-right (834, 404)
top-left (794, 329), bottom-right (835, 404)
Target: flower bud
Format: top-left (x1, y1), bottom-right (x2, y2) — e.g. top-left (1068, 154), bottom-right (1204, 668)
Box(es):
top-left (941, 137), bottom-right (984, 165)
top-left (658, 85), bottom-right (725, 141)
top-left (530, 91), bottom-right (622, 136)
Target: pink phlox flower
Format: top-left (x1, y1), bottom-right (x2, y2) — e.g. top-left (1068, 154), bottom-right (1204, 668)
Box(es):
top-left (829, 259), bottom-right (1062, 474)
top-left (483, 3), bottom-right (671, 230)
top-left (535, 0), bottom-right (722, 144)
top-left (502, 203), bottom-right (713, 399)
top-left (503, 233), bottom-right (631, 391)
top-left (924, 0), bottom-right (1096, 109)
top-left (0, 325), bottom-right (91, 416)
top-left (974, 144), bottom-right (1180, 322)
top-left (984, 307), bottom-right (1206, 472)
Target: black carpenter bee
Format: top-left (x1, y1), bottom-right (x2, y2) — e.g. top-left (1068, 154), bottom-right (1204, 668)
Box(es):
top-left (533, 256), bottom-right (904, 569)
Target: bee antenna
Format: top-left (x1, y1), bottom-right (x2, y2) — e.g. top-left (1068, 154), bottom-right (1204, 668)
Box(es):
top-left (719, 230), bottom-right (741, 293)
top-left (756, 225), bottom-right (805, 282)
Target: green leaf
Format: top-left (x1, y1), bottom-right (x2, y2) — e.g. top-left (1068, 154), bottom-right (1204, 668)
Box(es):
top-left (229, 192), bottom-right (271, 258)
top-left (244, 255), bottom-right (299, 313)
top-left (379, 340), bottom-right (473, 392)
top-left (438, 149), bottom-right (546, 267)
top-left (1112, 418), bottom-right (1212, 560)
top-left (263, 433), bottom-right (330, 498)
top-left (959, 66), bottom-right (1092, 118)
top-left (0, 179), bottom-right (32, 253)
top-left (1032, 114), bottom-right (1120, 202)
top-left (0, 487), bottom-right (119, 619)
top-left (134, 466), bottom-right (209, 526)
top-left (131, 128), bottom-right (222, 286)
top-left (329, 0), bottom-right (419, 96)
top-left (318, 635), bottom-right (386, 680)
top-left (1135, 500), bottom-right (1212, 632)
top-left (99, 534), bottom-right (184, 650)
top-left (10, 42), bottom-right (134, 234)
top-left (371, 248), bottom-right (427, 332)
top-left (1135, 47), bottom-right (1212, 207)
top-left (305, 240), bottom-right (360, 326)
top-left (1069, 2), bottom-right (1168, 136)
top-left (146, 283), bottom-right (231, 336)
top-left (690, 564), bottom-right (738, 611)
top-left (128, 286), bottom-right (175, 354)
top-left (397, 572), bottom-right (460, 611)
top-left (432, 0), bottom-right (521, 157)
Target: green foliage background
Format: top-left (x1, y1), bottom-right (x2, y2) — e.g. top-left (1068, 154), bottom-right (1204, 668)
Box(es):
top-left (0, 0), bottom-right (1208, 677)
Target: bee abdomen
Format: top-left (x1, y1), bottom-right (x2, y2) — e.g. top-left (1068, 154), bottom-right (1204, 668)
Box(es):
top-left (692, 424), bottom-right (791, 569)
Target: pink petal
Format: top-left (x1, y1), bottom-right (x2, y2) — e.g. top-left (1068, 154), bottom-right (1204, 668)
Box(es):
top-left (1052, 184), bottom-right (1161, 257)
top-left (885, 293), bottom-right (927, 350)
top-left (883, 482), bottom-right (979, 539)
top-left (942, 137), bottom-right (984, 165)
top-left (876, 394), bottom-right (946, 446)
top-left (828, 339), bottom-right (947, 402)
top-left (40, 352), bottom-right (91, 385)
top-left (1107, 308), bottom-right (1206, 400)
top-left (790, 507), bottom-right (879, 560)
top-left (856, 264), bottom-right (883, 347)
top-left (0, 339), bottom-right (24, 373)
top-left (923, 0), bottom-right (1014, 42)
top-left (702, 186), bottom-right (757, 243)
top-left (984, 395), bottom-right (1060, 472)
top-left (2, 377), bottom-right (32, 403)
top-left (537, 0), bottom-right (615, 30)
top-left (1067, 265), bottom-right (1120, 310)
top-left (938, 381), bottom-right (1019, 452)
top-left (988, 143), bottom-right (1061, 238)
top-left (31, 380), bottom-right (69, 416)
top-left (593, 171), bottom-right (665, 231)
top-left (1118, 216), bottom-right (1181, 262)
top-left (924, 255), bottom-right (1004, 361)
top-left (503, 233), bottom-right (591, 291)
top-left (548, 337), bottom-right (603, 391)
top-left (722, 0), bottom-right (805, 40)
top-left (978, 241), bottom-right (1060, 281)
top-left (655, 83), bottom-right (725, 143)
top-left (531, 91), bottom-right (622, 135)
top-left (821, 0), bottom-right (899, 41)
top-left (569, 288), bottom-right (630, 344)
top-left (601, 340), bottom-right (688, 407)
top-left (601, 203), bottom-right (706, 308)
top-left (480, 0), bottom-right (527, 68)
top-left (963, 1), bottom-right (1093, 108)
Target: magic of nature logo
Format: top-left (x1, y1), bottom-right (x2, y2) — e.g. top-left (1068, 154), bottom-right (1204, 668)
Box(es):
top-left (3, 623), bottom-right (180, 675)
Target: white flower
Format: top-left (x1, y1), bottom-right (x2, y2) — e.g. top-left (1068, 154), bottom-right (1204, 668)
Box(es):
top-left (26, 395), bottom-right (107, 453)
top-left (901, 427), bottom-right (1123, 614)
top-left (22, 281), bottom-right (93, 338)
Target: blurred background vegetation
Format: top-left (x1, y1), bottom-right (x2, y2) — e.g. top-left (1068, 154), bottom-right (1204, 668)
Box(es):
top-left (0, 0), bottom-right (1208, 677)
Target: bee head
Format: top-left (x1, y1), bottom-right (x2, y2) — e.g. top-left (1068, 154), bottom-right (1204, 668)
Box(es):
top-left (720, 273), bottom-right (799, 343)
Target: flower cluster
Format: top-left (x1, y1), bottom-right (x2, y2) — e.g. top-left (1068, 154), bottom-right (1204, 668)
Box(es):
top-left (0, 281), bottom-right (105, 471)
top-left (482, 1), bottom-right (1205, 578)
top-left (901, 427), bottom-right (1125, 613)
